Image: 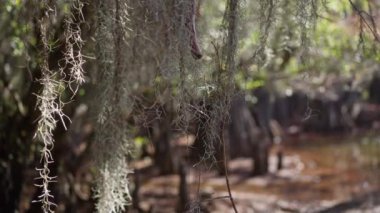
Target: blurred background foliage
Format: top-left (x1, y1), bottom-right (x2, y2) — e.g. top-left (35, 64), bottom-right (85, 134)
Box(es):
top-left (1, 0), bottom-right (380, 212)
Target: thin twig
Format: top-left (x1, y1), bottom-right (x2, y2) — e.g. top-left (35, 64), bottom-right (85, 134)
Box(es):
top-left (348, 0), bottom-right (380, 42)
top-left (221, 121), bottom-right (238, 213)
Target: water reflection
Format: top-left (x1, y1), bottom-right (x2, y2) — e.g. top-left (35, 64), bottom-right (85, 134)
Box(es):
top-left (208, 132), bottom-right (380, 211)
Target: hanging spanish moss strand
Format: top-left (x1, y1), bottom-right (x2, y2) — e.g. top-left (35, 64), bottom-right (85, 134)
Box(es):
top-left (203, 0), bottom-right (241, 212)
top-left (174, 0), bottom-right (204, 131)
top-left (254, 0), bottom-right (278, 67)
top-left (34, 2), bottom-right (60, 211)
top-left (93, 1), bottom-right (133, 212)
top-left (34, 0), bottom-right (85, 212)
top-left (199, 0), bottom-right (241, 164)
top-left (62, 0), bottom-right (86, 93)
top-left (223, 0), bottom-right (239, 82)
top-left (296, 0), bottom-right (318, 63)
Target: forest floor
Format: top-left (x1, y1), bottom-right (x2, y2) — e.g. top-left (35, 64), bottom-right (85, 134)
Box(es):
top-left (136, 133), bottom-right (380, 213)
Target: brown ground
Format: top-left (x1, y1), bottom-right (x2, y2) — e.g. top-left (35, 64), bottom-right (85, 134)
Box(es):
top-left (135, 133), bottom-right (380, 213)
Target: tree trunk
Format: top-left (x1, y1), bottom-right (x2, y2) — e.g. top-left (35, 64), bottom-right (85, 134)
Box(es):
top-left (152, 118), bottom-right (176, 175)
top-left (252, 142), bottom-right (270, 176)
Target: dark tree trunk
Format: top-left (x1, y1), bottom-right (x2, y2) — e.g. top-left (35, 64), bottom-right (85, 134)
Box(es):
top-left (229, 94), bottom-right (260, 158)
top-left (176, 162), bottom-right (189, 213)
top-left (132, 169), bottom-right (142, 212)
top-left (229, 94), bottom-right (271, 176)
top-left (0, 161), bottom-right (23, 212)
top-left (277, 150), bottom-right (283, 171)
top-left (369, 72), bottom-right (380, 104)
top-left (252, 141), bottom-right (270, 176)
top-left (252, 87), bottom-right (273, 138)
top-left (152, 118), bottom-right (176, 175)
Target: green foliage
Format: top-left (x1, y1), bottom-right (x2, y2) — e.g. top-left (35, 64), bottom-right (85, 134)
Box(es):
top-left (235, 0), bottom-right (380, 96)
